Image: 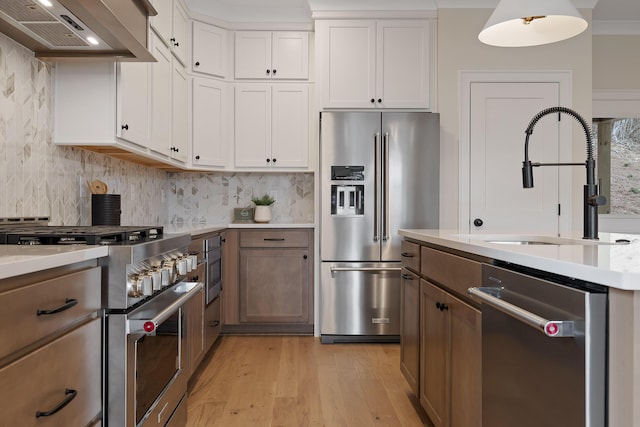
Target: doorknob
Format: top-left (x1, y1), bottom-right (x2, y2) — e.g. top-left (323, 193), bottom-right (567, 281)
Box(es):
top-left (473, 218), bottom-right (483, 227)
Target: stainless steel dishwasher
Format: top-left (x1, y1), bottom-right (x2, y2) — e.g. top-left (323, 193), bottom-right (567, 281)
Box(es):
top-left (469, 263), bottom-right (607, 427)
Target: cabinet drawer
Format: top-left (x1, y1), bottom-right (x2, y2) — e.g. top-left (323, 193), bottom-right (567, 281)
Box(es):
top-left (401, 240), bottom-right (421, 272)
top-left (420, 247), bottom-right (482, 297)
top-left (0, 318), bottom-right (101, 427)
top-left (240, 230), bottom-right (309, 248)
top-left (0, 267), bottom-right (101, 360)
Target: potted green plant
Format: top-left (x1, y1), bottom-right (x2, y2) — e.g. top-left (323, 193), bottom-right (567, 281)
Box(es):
top-left (251, 193), bottom-right (276, 223)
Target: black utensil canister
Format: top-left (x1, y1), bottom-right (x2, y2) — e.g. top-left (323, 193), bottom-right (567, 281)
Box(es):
top-left (91, 194), bottom-right (121, 226)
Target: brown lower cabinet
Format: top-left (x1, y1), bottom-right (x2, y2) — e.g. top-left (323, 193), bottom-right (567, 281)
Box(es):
top-left (420, 279), bottom-right (481, 427)
top-left (400, 240), bottom-right (484, 427)
top-left (223, 228), bottom-right (314, 334)
top-left (184, 284), bottom-right (205, 377)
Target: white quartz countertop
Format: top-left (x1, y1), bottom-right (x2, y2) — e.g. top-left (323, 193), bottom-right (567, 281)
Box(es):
top-left (399, 229), bottom-right (640, 290)
top-left (0, 245), bottom-right (108, 280)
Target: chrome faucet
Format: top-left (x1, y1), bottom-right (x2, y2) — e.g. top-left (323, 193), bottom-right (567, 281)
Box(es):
top-left (521, 106), bottom-right (606, 240)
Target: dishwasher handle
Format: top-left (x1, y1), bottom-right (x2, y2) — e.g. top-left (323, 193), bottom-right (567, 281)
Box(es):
top-left (468, 287), bottom-right (575, 338)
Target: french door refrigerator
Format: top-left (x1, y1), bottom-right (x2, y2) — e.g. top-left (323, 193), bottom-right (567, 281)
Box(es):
top-left (320, 111), bottom-right (439, 343)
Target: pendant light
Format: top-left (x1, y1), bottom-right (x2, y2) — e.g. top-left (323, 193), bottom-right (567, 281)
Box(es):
top-left (478, 0), bottom-right (588, 47)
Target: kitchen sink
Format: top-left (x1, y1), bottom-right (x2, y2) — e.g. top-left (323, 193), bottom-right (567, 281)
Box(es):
top-left (454, 234), bottom-right (624, 246)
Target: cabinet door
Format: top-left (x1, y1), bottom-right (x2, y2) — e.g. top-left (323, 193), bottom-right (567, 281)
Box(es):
top-left (171, 0), bottom-right (189, 64)
top-left (239, 248), bottom-right (310, 323)
top-left (118, 62), bottom-right (151, 146)
top-left (186, 286), bottom-right (205, 377)
top-left (271, 84), bottom-right (308, 168)
top-left (235, 84), bottom-right (271, 167)
top-left (150, 0), bottom-right (172, 43)
top-left (235, 31), bottom-right (272, 79)
top-left (192, 77), bottom-right (230, 167)
top-left (151, 33), bottom-right (172, 156)
top-left (376, 20), bottom-right (431, 109)
top-left (316, 20), bottom-right (376, 108)
top-left (271, 32), bottom-right (309, 79)
top-left (449, 293), bottom-right (481, 427)
top-left (192, 21), bottom-right (227, 77)
top-left (420, 279), bottom-right (449, 427)
top-left (401, 269), bottom-right (420, 396)
top-left (171, 62), bottom-right (188, 163)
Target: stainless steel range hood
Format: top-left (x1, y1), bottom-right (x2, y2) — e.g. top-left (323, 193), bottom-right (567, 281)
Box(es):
top-left (0, 0), bottom-right (157, 61)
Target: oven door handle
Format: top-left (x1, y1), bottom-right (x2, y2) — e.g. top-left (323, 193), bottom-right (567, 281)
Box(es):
top-left (468, 287), bottom-right (576, 338)
top-left (128, 282), bottom-right (203, 334)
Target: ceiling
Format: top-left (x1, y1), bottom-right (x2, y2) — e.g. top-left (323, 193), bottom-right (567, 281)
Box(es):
top-left (184, 0), bottom-right (640, 28)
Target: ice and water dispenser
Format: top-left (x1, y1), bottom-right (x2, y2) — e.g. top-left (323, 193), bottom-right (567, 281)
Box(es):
top-left (330, 166), bottom-right (364, 216)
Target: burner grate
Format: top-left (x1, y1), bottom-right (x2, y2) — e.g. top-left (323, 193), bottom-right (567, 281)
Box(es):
top-left (0, 225), bottom-right (163, 245)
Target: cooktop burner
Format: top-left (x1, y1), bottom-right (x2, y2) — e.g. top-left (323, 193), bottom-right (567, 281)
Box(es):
top-left (0, 225), bottom-right (164, 245)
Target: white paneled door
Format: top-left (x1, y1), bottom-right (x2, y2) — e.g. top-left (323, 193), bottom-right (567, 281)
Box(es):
top-left (469, 82), bottom-right (561, 234)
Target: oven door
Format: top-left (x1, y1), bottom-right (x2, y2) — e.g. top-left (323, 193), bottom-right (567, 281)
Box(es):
top-left (125, 282), bottom-right (203, 427)
top-left (205, 240), bottom-right (222, 306)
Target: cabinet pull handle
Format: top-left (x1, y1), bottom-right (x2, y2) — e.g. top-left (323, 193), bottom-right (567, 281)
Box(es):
top-left (435, 302), bottom-right (449, 312)
top-left (211, 320), bottom-right (220, 327)
top-left (401, 273), bottom-right (413, 280)
top-left (121, 124), bottom-right (129, 130)
top-left (35, 389), bottom-right (77, 418)
top-left (264, 238), bottom-right (285, 241)
top-left (401, 252), bottom-right (414, 258)
top-left (37, 298), bottom-right (78, 316)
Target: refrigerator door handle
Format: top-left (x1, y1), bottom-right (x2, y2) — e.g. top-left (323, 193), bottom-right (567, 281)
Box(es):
top-left (382, 132), bottom-right (390, 241)
top-left (330, 266), bottom-right (402, 277)
top-left (374, 132), bottom-right (381, 242)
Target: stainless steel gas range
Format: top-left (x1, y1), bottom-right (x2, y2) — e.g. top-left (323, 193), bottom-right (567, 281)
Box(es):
top-left (0, 221), bottom-right (201, 427)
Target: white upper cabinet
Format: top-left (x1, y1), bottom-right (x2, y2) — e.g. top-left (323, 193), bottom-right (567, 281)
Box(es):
top-left (118, 62), bottom-right (152, 146)
top-left (150, 31), bottom-right (187, 163)
top-left (316, 19), bottom-right (433, 109)
top-left (192, 77), bottom-right (231, 168)
top-left (235, 31), bottom-right (309, 80)
top-left (150, 0), bottom-right (189, 65)
top-left (235, 84), bottom-right (309, 168)
top-left (192, 21), bottom-right (227, 78)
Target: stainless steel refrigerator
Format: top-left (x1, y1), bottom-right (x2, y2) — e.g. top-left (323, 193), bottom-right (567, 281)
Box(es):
top-left (320, 111), bottom-right (439, 343)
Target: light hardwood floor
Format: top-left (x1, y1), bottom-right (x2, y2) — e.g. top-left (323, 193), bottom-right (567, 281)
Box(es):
top-left (186, 336), bottom-right (431, 426)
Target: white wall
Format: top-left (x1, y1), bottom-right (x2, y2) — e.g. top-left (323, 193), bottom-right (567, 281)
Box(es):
top-left (437, 9), bottom-right (593, 231)
top-left (593, 35), bottom-right (640, 91)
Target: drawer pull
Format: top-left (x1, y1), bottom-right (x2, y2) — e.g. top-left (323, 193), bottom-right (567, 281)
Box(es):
top-left (35, 388), bottom-right (77, 418)
top-left (401, 252), bottom-right (415, 258)
top-left (263, 238), bottom-right (285, 241)
top-left (36, 298), bottom-right (78, 316)
top-left (401, 273), bottom-right (414, 280)
top-left (211, 320), bottom-right (220, 327)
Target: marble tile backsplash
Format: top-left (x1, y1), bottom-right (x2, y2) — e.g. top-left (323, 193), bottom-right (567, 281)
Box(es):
top-left (167, 172), bottom-right (315, 225)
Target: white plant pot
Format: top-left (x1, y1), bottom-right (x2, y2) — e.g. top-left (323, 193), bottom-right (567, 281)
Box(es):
top-left (254, 205), bottom-right (272, 223)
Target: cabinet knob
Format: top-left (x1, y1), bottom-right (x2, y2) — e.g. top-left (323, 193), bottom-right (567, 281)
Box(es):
top-left (266, 158), bottom-right (271, 163)
top-left (473, 218), bottom-right (484, 227)
top-left (272, 158), bottom-right (277, 164)
top-left (195, 155), bottom-right (200, 160)
top-left (377, 99), bottom-right (382, 103)
top-left (303, 254), bottom-right (308, 259)
top-left (195, 61), bottom-right (200, 67)
top-left (370, 98), bottom-right (375, 103)
top-left (121, 124), bottom-right (129, 130)
top-left (272, 69), bottom-right (277, 75)
top-left (266, 69), bottom-right (271, 74)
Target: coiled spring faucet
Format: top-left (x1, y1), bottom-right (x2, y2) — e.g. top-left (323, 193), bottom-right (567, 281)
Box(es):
top-left (521, 106), bottom-right (606, 240)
